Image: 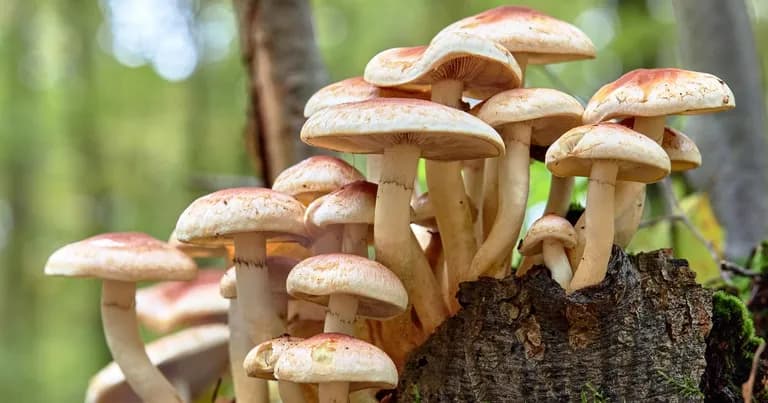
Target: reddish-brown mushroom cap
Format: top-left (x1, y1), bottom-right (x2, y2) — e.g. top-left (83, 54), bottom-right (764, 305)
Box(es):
top-left (304, 77), bottom-right (430, 118)
top-left (617, 118), bottom-right (702, 172)
top-left (272, 156), bottom-right (365, 205)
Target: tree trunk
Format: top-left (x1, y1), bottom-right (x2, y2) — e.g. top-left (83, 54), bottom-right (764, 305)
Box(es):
top-left (234, 0), bottom-right (327, 185)
top-left (396, 248), bottom-right (713, 402)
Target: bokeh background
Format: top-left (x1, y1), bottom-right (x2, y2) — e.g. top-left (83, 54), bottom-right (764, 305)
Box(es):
top-left (1, 0), bottom-right (767, 401)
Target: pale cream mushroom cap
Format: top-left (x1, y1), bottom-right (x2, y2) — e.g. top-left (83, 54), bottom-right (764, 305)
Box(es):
top-left (301, 98), bottom-right (504, 160)
top-left (305, 181), bottom-right (378, 236)
top-left (518, 214), bottom-right (577, 255)
top-left (168, 229), bottom-right (230, 259)
top-left (436, 6), bottom-right (596, 64)
top-left (44, 232), bottom-right (196, 282)
top-left (219, 255), bottom-right (297, 303)
top-left (286, 254), bottom-right (407, 320)
top-left (583, 68), bottom-right (735, 124)
top-left (274, 333), bottom-right (398, 391)
top-left (304, 77), bottom-right (430, 117)
top-left (244, 335), bottom-right (304, 380)
top-left (617, 118), bottom-right (702, 172)
top-left (545, 123), bottom-right (671, 183)
top-left (85, 324), bottom-right (229, 403)
top-left (475, 88), bottom-right (584, 146)
top-left (272, 156), bottom-right (364, 205)
top-left (174, 188), bottom-right (308, 245)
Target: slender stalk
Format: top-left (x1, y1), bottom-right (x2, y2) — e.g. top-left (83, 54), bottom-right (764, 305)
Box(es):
top-left (481, 158), bottom-right (500, 240)
top-left (324, 294), bottom-right (359, 335)
top-left (544, 176), bottom-right (574, 216)
top-left (319, 382), bottom-right (349, 403)
top-left (172, 379), bottom-right (191, 403)
top-left (470, 123), bottom-right (531, 280)
top-left (279, 381), bottom-right (307, 403)
top-left (101, 280), bottom-right (181, 403)
top-left (312, 228), bottom-right (343, 255)
top-left (542, 239), bottom-right (573, 289)
top-left (633, 116), bottom-right (666, 143)
top-left (375, 144), bottom-right (447, 333)
top-left (366, 155), bottom-right (382, 183)
top-left (463, 159), bottom-right (485, 242)
top-left (342, 224), bottom-right (369, 257)
top-left (228, 301), bottom-right (268, 403)
top-left (570, 161), bottom-right (619, 291)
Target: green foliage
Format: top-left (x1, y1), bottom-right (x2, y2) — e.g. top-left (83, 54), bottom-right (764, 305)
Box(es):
top-left (579, 382), bottom-right (607, 403)
top-left (655, 369), bottom-right (704, 399)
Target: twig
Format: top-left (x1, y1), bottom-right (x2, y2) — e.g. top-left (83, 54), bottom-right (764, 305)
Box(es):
top-left (639, 214), bottom-right (684, 228)
top-left (743, 341), bottom-right (766, 402)
top-left (721, 261), bottom-right (762, 277)
top-left (210, 377), bottom-right (223, 403)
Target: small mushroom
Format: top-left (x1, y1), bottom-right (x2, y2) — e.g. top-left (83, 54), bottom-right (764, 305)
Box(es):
top-left (244, 335), bottom-right (308, 403)
top-left (518, 215), bottom-right (577, 289)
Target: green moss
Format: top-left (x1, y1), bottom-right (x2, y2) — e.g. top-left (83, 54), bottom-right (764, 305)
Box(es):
top-left (409, 384), bottom-right (422, 403)
top-left (579, 382), bottom-right (607, 403)
top-left (712, 292), bottom-right (763, 353)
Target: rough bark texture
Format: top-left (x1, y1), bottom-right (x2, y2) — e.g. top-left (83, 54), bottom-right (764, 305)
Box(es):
top-left (234, 0), bottom-right (326, 185)
top-left (396, 248), bottom-right (713, 402)
top-left (673, 0), bottom-right (768, 259)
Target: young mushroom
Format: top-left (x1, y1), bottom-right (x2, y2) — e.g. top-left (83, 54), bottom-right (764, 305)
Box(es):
top-left (85, 324), bottom-right (229, 403)
top-left (45, 233), bottom-right (197, 403)
top-left (274, 333), bottom-right (398, 403)
top-left (518, 214), bottom-right (577, 289)
top-left (546, 123), bottom-right (670, 291)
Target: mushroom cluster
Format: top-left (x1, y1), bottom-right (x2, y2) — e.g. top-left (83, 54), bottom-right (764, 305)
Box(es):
top-left (44, 5), bottom-right (735, 403)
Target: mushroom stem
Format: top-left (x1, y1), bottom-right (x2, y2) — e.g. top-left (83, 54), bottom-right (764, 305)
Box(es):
top-left (542, 239), bottom-right (573, 289)
top-left (463, 159), bottom-right (485, 242)
top-left (613, 182), bottom-right (646, 247)
top-left (324, 294), bottom-right (359, 335)
top-left (544, 175), bottom-right (574, 216)
top-left (229, 301), bottom-right (269, 403)
top-left (233, 233), bottom-right (282, 344)
top-left (318, 381), bottom-right (350, 403)
top-left (278, 381), bottom-right (307, 403)
top-left (570, 161), bottom-right (618, 291)
top-left (101, 280), bottom-right (181, 403)
top-left (342, 224), bottom-right (369, 258)
top-left (633, 116), bottom-right (666, 143)
top-left (313, 228), bottom-right (343, 255)
top-left (172, 378), bottom-right (191, 403)
top-left (481, 158), bottom-right (500, 239)
top-left (367, 155), bottom-right (382, 183)
top-left (375, 144), bottom-right (447, 333)
top-left (470, 123), bottom-right (531, 280)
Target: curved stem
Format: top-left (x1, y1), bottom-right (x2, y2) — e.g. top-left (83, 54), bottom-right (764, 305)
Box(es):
top-left (614, 183), bottom-right (646, 247)
top-left (234, 233), bottom-right (283, 344)
top-left (463, 159), bottom-right (485, 243)
top-left (375, 144), bottom-right (447, 333)
top-left (366, 155), bottom-right (382, 183)
top-left (542, 240), bottom-right (573, 289)
top-left (172, 378), bottom-right (191, 403)
top-left (481, 158), bottom-right (500, 240)
top-left (279, 381), bottom-right (307, 403)
top-left (342, 224), bottom-right (369, 257)
top-left (544, 176), bottom-right (574, 217)
top-left (570, 161), bottom-right (618, 292)
top-left (101, 280), bottom-right (181, 403)
top-left (470, 123), bottom-right (531, 280)
top-left (319, 382), bottom-right (349, 403)
top-left (633, 116), bottom-right (666, 143)
top-left (312, 227), bottom-right (343, 255)
top-left (228, 301), bottom-right (268, 403)
top-left (324, 294), bottom-right (358, 335)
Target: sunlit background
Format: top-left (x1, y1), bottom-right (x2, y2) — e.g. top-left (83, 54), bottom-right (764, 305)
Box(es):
top-left (1, 0), bottom-right (768, 400)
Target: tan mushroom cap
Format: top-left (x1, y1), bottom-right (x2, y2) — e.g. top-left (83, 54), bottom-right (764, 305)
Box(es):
top-left (168, 229), bottom-right (230, 259)
top-left (273, 156), bottom-right (364, 205)
top-left (518, 214), bottom-right (577, 255)
top-left (274, 333), bottom-right (398, 391)
top-left (45, 232), bottom-right (196, 282)
top-left (136, 269), bottom-right (228, 333)
top-left (85, 324), bottom-right (229, 403)
top-left (304, 77), bottom-right (430, 117)
top-left (545, 123), bottom-right (671, 183)
top-left (286, 254), bottom-right (407, 320)
top-left (174, 188), bottom-right (308, 246)
top-left (436, 6), bottom-right (596, 64)
top-left (475, 88), bottom-right (584, 146)
top-left (219, 256), bottom-right (298, 302)
top-left (583, 68), bottom-right (735, 124)
top-left (301, 98), bottom-right (504, 160)
top-left (617, 118), bottom-right (701, 172)
top-left (364, 32), bottom-right (522, 98)
top-left (244, 335), bottom-right (304, 380)
top-left (305, 181), bottom-right (378, 235)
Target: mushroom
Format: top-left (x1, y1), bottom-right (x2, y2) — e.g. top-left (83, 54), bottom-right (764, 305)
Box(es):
top-left (518, 214), bottom-right (577, 289)
top-left (168, 229), bottom-right (231, 261)
top-left (274, 333), bottom-right (398, 403)
top-left (364, 31), bottom-right (521, 305)
top-left (287, 254), bottom-right (407, 336)
top-left (301, 98), bottom-right (502, 332)
top-left (244, 335), bottom-right (308, 403)
top-left (471, 88), bottom-right (583, 280)
top-left (546, 123), bottom-right (670, 291)
top-left (136, 269), bottom-right (228, 333)
top-left (175, 188), bottom-right (307, 346)
top-left (45, 233), bottom-right (197, 403)
top-left (85, 324), bottom-right (229, 403)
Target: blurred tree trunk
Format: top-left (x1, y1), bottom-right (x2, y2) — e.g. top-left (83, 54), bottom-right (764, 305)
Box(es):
top-left (673, 0), bottom-right (768, 259)
top-left (233, 0), bottom-right (327, 185)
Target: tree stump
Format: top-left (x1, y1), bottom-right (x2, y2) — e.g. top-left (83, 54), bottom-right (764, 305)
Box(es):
top-left (396, 248), bottom-right (713, 402)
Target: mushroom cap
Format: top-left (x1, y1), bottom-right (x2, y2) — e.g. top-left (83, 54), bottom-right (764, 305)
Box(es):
top-left (85, 324), bottom-right (229, 403)
top-left (305, 181), bottom-right (377, 235)
top-left (44, 232), bottom-right (197, 282)
top-left (583, 68), bottom-right (735, 124)
top-left (244, 335), bottom-right (304, 380)
top-left (272, 156), bottom-right (365, 205)
top-left (274, 333), bottom-right (398, 391)
top-left (286, 254), bottom-right (407, 320)
top-left (168, 230), bottom-right (231, 259)
top-left (436, 6), bottom-right (596, 64)
top-left (475, 88), bottom-right (584, 146)
top-left (304, 77), bottom-right (430, 117)
top-left (545, 123), bottom-right (671, 183)
top-left (174, 188), bottom-right (308, 245)
top-left (136, 269), bottom-right (228, 333)
top-left (364, 32), bottom-right (522, 98)
top-left (518, 214), bottom-right (577, 255)
top-left (267, 241), bottom-right (312, 261)
top-left (301, 98), bottom-right (504, 160)
top-left (219, 255), bottom-right (298, 303)
top-left (617, 118), bottom-right (702, 172)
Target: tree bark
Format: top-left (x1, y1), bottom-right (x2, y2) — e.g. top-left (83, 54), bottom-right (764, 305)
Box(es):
top-left (673, 0), bottom-right (768, 259)
top-left (234, 0), bottom-right (327, 185)
top-left (396, 248), bottom-right (713, 402)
